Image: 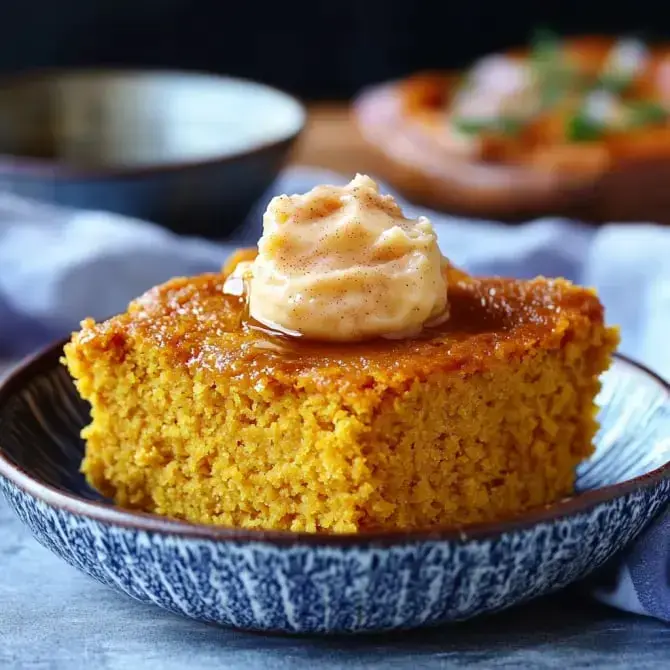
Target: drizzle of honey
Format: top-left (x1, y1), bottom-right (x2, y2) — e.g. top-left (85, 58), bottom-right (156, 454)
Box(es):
top-left (113, 266), bottom-right (603, 385)
top-left (233, 277), bottom-right (514, 365)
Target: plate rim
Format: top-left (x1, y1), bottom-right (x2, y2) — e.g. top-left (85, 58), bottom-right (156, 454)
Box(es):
top-left (1, 338), bottom-right (669, 547)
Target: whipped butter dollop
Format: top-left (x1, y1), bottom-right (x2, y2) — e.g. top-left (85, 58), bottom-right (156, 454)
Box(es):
top-left (228, 174), bottom-right (449, 342)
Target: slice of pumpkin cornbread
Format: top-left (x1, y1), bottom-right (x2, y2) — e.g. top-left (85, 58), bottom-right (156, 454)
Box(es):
top-left (63, 262), bottom-right (618, 533)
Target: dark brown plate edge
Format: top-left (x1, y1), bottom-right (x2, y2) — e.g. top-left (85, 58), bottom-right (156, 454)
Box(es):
top-left (0, 337), bottom-right (668, 548)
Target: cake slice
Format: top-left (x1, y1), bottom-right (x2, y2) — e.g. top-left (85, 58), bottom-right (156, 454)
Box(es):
top-left (63, 261), bottom-right (619, 533)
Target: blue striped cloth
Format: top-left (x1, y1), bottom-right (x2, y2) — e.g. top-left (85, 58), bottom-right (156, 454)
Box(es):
top-left (1, 166), bottom-right (669, 620)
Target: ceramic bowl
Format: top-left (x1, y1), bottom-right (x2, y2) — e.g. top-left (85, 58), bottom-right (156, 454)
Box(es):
top-left (0, 70), bottom-right (305, 238)
top-left (0, 343), bottom-right (669, 634)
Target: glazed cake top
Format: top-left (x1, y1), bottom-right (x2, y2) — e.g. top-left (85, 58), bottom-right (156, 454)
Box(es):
top-left (72, 252), bottom-right (608, 392)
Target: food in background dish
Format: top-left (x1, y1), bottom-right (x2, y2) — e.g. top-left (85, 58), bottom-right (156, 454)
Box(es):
top-left (405, 32), bottom-right (670, 168)
top-left (355, 33), bottom-right (670, 222)
top-left (63, 176), bottom-right (619, 533)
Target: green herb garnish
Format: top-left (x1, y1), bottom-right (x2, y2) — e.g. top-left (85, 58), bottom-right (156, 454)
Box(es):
top-left (530, 27), bottom-right (561, 65)
top-left (529, 27), bottom-right (577, 108)
top-left (566, 113), bottom-right (605, 142)
top-left (598, 71), bottom-right (632, 94)
top-left (452, 118), bottom-right (489, 134)
top-left (452, 116), bottom-right (524, 136)
top-left (496, 117), bottom-right (525, 135)
top-left (626, 101), bottom-right (669, 128)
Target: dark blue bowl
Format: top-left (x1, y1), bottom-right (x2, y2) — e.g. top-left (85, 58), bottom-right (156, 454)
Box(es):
top-left (0, 70), bottom-right (306, 238)
top-left (0, 343), bottom-right (669, 634)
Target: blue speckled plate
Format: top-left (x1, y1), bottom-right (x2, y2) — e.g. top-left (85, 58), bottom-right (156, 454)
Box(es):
top-left (0, 341), bottom-right (669, 634)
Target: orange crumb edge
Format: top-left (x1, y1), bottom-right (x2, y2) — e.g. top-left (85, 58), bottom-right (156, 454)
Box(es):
top-left (62, 251), bottom-right (619, 534)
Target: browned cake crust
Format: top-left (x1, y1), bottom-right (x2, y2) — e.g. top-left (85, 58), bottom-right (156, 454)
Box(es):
top-left (74, 265), bottom-right (606, 390)
top-left (63, 261), bottom-right (619, 533)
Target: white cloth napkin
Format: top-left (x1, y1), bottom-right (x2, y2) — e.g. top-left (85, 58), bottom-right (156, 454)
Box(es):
top-left (1, 166), bottom-right (669, 619)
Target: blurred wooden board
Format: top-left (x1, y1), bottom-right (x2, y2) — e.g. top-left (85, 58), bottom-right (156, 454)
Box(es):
top-left (291, 103), bottom-right (383, 178)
